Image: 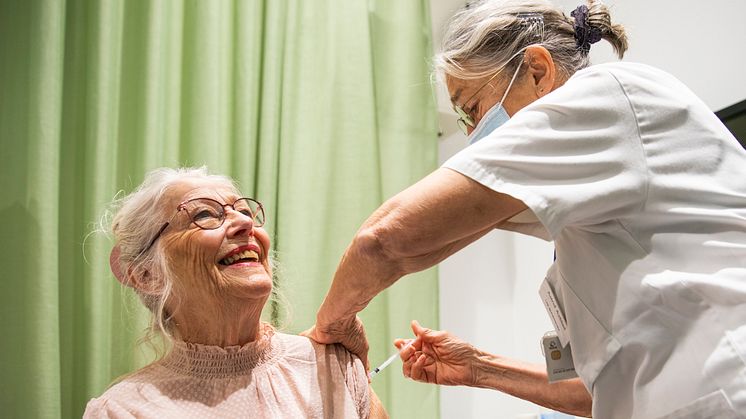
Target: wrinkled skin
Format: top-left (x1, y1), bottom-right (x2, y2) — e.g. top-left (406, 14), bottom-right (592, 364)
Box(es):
top-left (155, 178), bottom-right (273, 346)
top-left (394, 320), bottom-right (479, 386)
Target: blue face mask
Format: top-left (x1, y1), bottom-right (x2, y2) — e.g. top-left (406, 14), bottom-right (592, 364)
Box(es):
top-left (467, 60), bottom-right (524, 145)
top-left (467, 102), bottom-right (511, 145)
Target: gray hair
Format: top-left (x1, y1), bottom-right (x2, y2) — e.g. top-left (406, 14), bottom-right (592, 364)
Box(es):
top-left (435, 0), bottom-right (628, 80)
top-left (109, 167), bottom-right (239, 350)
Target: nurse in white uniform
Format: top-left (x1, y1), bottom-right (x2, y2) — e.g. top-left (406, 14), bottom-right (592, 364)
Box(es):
top-left (308, 0), bottom-right (746, 417)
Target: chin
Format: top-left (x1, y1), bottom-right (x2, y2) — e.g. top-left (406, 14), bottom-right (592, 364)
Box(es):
top-left (220, 270), bottom-right (273, 298)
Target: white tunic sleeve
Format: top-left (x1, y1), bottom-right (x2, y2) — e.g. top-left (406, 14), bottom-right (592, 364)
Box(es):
top-left (443, 67), bottom-right (648, 240)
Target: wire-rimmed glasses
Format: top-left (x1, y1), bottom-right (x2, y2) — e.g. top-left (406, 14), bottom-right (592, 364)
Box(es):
top-left (452, 70), bottom-right (504, 135)
top-left (140, 197), bottom-right (265, 255)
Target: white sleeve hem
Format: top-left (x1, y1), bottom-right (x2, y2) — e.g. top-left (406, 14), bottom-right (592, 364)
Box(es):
top-left (442, 161), bottom-right (560, 241)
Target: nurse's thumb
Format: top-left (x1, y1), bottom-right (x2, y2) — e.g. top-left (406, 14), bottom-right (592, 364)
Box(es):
top-left (411, 320), bottom-right (434, 338)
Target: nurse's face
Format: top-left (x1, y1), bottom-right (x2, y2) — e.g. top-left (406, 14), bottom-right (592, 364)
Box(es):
top-left (446, 46), bottom-right (562, 135)
top-left (158, 178), bottom-right (273, 306)
top-left (447, 70), bottom-right (536, 135)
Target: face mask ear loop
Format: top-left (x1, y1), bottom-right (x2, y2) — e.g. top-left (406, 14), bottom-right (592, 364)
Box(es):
top-left (498, 58), bottom-right (524, 107)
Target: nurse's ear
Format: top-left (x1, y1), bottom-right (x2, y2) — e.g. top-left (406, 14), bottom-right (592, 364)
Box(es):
top-left (524, 45), bottom-right (558, 98)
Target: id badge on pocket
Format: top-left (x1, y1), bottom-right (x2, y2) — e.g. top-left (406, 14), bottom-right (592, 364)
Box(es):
top-left (541, 332), bottom-right (578, 382)
top-left (539, 276), bottom-right (570, 347)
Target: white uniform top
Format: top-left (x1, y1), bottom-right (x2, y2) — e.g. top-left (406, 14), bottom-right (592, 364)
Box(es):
top-left (444, 62), bottom-right (746, 419)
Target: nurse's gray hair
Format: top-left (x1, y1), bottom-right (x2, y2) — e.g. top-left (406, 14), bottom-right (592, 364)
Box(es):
top-left (435, 0), bottom-right (628, 80)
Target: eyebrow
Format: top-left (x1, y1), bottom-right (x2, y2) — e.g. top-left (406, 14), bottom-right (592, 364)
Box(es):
top-left (450, 87), bottom-right (463, 105)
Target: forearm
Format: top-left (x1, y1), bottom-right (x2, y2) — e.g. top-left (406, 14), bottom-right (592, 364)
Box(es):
top-left (471, 351), bottom-right (592, 417)
top-left (317, 220), bottom-right (499, 327)
top-left (316, 227), bottom-right (402, 326)
top-left (316, 168), bottom-right (526, 327)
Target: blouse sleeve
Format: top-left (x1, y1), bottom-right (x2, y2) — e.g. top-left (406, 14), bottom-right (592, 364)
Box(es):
top-left (83, 398), bottom-right (135, 419)
top-left (330, 344), bottom-right (371, 419)
top-left (443, 67), bottom-right (648, 240)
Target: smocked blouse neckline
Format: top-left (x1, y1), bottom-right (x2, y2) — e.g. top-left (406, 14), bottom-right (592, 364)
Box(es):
top-left (160, 325), bottom-right (281, 379)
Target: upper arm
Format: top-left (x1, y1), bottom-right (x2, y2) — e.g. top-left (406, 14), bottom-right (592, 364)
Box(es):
top-left (368, 387), bottom-right (389, 419)
top-left (365, 167), bottom-right (526, 263)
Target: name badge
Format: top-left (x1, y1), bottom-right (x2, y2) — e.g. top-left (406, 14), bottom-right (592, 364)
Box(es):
top-left (539, 276), bottom-right (570, 347)
top-left (541, 332), bottom-right (578, 382)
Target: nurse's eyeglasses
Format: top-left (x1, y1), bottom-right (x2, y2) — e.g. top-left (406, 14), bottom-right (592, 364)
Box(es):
top-left (452, 70), bottom-right (505, 135)
top-left (139, 197), bottom-right (265, 255)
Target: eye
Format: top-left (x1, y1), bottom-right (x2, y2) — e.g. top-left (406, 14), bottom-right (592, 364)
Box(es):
top-left (238, 209), bottom-right (253, 217)
top-left (466, 102), bottom-right (479, 119)
top-left (193, 210), bottom-right (215, 221)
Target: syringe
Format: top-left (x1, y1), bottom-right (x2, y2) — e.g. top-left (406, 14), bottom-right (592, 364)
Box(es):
top-left (368, 339), bottom-right (416, 379)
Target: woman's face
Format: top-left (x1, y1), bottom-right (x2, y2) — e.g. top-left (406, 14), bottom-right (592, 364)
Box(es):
top-left (446, 47), bottom-right (561, 135)
top-left (158, 178), bottom-right (273, 306)
top-left (446, 70), bottom-right (535, 136)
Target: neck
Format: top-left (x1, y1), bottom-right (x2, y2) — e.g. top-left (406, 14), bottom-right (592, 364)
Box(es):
top-left (171, 295), bottom-right (268, 347)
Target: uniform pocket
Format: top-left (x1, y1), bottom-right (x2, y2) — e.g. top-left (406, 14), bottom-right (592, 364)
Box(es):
top-left (549, 268), bottom-right (621, 389)
top-left (658, 390), bottom-right (741, 419)
top-left (702, 325), bottom-right (746, 414)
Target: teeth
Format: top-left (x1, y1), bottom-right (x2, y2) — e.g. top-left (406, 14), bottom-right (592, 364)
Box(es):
top-left (220, 249), bottom-right (260, 265)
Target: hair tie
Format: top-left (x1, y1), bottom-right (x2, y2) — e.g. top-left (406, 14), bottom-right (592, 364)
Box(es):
top-left (570, 4), bottom-right (602, 54)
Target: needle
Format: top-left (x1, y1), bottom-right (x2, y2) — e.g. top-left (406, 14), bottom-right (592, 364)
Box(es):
top-left (368, 339), bottom-right (416, 379)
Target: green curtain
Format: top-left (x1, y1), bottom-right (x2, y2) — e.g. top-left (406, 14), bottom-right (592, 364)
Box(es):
top-left (0, 0), bottom-right (440, 418)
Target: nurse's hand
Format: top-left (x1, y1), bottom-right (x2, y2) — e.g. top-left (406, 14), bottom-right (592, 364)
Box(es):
top-left (303, 315), bottom-right (370, 370)
top-left (395, 320), bottom-right (478, 386)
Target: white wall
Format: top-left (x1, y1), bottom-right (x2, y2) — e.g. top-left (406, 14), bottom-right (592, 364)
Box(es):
top-left (431, 1), bottom-right (746, 418)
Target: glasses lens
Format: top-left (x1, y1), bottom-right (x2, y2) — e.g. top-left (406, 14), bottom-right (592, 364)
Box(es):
top-left (234, 198), bottom-right (265, 227)
top-left (184, 198), bottom-right (224, 229)
top-left (456, 118), bottom-right (469, 135)
top-left (453, 105), bottom-right (474, 134)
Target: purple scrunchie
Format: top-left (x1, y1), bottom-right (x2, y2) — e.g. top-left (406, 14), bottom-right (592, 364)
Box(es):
top-left (571, 4), bottom-right (602, 54)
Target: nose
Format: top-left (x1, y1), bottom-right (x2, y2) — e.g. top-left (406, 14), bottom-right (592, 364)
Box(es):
top-left (224, 208), bottom-right (255, 238)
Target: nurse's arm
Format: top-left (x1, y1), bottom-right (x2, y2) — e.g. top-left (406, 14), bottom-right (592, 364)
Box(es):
top-left (471, 355), bottom-right (592, 417)
top-left (314, 167), bottom-right (527, 345)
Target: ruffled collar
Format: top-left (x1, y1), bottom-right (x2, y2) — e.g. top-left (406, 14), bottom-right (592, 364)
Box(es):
top-left (160, 324), bottom-right (282, 378)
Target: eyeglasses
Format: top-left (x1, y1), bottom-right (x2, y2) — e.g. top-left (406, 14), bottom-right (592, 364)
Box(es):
top-left (140, 197), bottom-right (265, 255)
top-left (453, 70), bottom-right (504, 135)
top-left (452, 50), bottom-right (526, 135)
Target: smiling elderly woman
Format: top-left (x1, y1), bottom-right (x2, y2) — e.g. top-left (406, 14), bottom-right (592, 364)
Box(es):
top-left (84, 167), bottom-right (387, 419)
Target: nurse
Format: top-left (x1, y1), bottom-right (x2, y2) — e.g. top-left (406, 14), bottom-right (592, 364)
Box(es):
top-left (309, 0), bottom-right (746, 418)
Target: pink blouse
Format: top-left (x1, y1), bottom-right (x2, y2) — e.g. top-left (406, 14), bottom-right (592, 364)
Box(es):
top-left (84, 329), bottom-right (370, 418)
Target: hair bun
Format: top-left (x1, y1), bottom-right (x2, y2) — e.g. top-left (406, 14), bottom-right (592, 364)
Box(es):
top-left (571, 4), bottom-right (602, 54)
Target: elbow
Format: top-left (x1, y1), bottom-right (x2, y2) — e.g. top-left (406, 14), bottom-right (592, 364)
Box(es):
top-left (353, 223), bottom-right (408, 276)
top-left (564, 388), bottom-right (593, 418)
top-left (570, 399), bottom-right (593, 418)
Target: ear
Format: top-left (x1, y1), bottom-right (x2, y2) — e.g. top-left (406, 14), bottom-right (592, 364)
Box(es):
top-left (111, 244), bottom-right (160, 293)
top-left (125, 265), bottom-right (162, 294)
top-left (110, 245), bottom-right (127, 285)
top-left (524, 45), bottom-right (556, 97)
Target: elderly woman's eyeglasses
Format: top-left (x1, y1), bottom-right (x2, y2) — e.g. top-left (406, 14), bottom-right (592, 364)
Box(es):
top-left (453, 70), bottom-right (503, 135)
top-left (140, 197), bottom-right (266, 255)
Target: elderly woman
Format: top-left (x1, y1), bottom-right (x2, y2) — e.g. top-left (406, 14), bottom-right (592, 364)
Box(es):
top-left (84, 167), bottom-right (387, 419)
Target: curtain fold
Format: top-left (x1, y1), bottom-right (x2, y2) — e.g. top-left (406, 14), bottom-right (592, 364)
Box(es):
top-left (0, 1), bottom-right (439, 417)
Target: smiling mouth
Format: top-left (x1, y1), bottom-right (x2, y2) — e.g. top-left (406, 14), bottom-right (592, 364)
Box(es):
top-left (219, 249), bottom-right (260, 266)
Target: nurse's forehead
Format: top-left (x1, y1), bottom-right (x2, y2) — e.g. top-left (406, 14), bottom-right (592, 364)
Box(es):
top-left (447, 76), bottom-right (477, 104)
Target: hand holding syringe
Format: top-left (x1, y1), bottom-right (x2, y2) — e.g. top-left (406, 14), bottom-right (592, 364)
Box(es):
top-left (368, 339), bottom-right (416, 379)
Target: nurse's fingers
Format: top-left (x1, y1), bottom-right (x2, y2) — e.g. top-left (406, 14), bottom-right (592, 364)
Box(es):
top-left (394, 338), bottom-right (418, 361)
top-left (402, 353), bottom-right (414, 378)
top-left (410, 353), bottom-right (430, 383)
